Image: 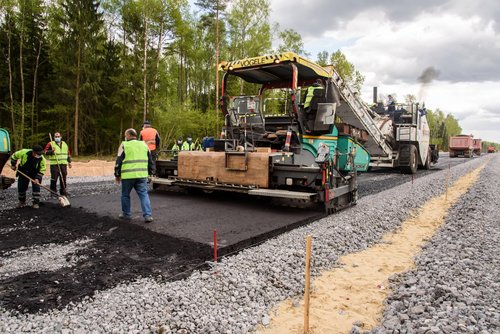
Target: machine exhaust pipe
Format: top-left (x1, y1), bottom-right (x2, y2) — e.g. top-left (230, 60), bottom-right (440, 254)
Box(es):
top-left (373, 87), bottom-right (378, 104)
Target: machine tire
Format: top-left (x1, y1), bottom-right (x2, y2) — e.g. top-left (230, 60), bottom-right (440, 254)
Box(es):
top-left (400, 145), bottom-right (418, 174)
top-left (423, 148), bottom-right (431, 170)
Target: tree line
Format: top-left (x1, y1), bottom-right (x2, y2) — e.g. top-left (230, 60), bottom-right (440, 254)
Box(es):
top-left (1, 0), bottom-right (495, 156)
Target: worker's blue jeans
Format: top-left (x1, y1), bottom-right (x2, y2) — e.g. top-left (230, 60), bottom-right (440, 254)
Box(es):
top-left (121, 178), bottom-right (152, 218)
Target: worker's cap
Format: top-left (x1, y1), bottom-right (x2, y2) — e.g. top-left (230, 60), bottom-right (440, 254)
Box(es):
top-left (32, 144), bottom-right (43, 154)
top-left (143, 120), bottom-right (151, 125)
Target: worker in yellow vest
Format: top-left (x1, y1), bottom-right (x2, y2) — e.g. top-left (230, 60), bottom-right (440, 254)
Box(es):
top-left (44, 132), bottom-right (72, 196)
top-left (182, 135), bottom-right (196, 151)
top-left (139, 120), bottom-right (160, 161)
top-left (303, 79), bottom-right (324, 110)
top-left (10, 145), bottom-right (46, 209)
top-left (171, 137), bottom-right (183, 158)
top-left (115, 128), bottom-right (155, 223)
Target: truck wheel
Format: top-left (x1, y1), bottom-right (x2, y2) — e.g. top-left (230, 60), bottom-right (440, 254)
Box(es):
top-left (423, 148), bottom-right (431, 170)
top-left (400, 145), bottom-right (418, 174)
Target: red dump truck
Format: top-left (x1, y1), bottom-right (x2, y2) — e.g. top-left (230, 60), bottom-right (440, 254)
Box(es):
top-left (473, 139), bottom-right (482, 156)
top-left (488, 146), bottom-right (496, 153)
top-left (449, 134), bottom-right (474, 158)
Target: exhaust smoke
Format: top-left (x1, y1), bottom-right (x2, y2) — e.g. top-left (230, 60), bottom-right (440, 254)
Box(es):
top-left (417, 66), bottom-right (440, 102)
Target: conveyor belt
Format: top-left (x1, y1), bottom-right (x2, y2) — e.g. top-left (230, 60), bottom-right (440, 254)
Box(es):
top-left (330, 70), bottom-right (394, 157)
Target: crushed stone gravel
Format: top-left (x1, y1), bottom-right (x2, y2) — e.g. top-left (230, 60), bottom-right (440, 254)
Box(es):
top-left (0, 238), bottom-right (93, 279)
top-left (371, 155), bottom-right (500, 334)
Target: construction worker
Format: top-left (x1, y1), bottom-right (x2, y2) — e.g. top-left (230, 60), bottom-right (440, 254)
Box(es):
top-left (387, 95), bottom-right (396, 112)
top-left (10, 144), bottom-right (46, 209)
top-left (195, 138), bottom-right (203, 151)
top-left (182, 135), bottom-right (196, 151)
top-left (303, 79), bottom-right (324, 110)
top-left (300, 79), bottom-right (324, 133)
top-left (44, 132), bottom-right (72, 196)
top-left (139, 120), bottom-right (160, 161)
top-left (172, 137), bottom-right (183, 157)
top-left (115, 128), bottom-right (155, 223)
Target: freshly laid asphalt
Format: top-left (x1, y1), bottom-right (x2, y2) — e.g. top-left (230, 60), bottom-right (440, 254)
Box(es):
top-left (70, 190), bottom-right (324, 253)
top-left (70, 152), bottom-right (475, 251)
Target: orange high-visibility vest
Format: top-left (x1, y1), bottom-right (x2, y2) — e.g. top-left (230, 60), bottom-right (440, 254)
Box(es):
top-left (140, 127), bottom-right (158, 150)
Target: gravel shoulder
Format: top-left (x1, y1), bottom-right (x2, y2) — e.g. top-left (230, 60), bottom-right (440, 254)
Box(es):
top-left (371, 154), bottom-right (500, 334)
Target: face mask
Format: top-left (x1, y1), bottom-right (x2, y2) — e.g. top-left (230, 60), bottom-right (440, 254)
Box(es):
top-left (34, 154), bottom-right (42, 159)
top-left (187, 138), bottom-right (192, 143)
top-left (55, 137), bottom-right (61, 143)
top-left (177, 141), bottom-right (182, 145)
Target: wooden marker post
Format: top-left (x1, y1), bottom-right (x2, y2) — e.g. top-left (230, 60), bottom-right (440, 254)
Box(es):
top-left (213, 229), bottom-right (218, 263)
top-left (445, 169), bottom-right (449, 201)
top-left (304, 235), bottom-right (312, 334)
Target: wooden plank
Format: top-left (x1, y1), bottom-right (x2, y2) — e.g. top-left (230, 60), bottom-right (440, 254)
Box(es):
top-left (226, 154), bottom-right (247, 171)
top-left (178, 151), bottom-right (270, 188)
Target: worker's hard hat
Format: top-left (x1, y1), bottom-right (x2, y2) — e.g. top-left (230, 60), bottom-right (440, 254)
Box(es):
top-left (54, 132), bottom-right (61, 137)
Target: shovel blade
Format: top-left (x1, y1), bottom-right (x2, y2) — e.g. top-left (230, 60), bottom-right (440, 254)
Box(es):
top-left (58, 196), bottom-right (71, 207)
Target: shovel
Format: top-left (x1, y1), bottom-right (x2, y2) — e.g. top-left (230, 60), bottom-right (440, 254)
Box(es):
top-left (16, 169), bottom-right (71, 207)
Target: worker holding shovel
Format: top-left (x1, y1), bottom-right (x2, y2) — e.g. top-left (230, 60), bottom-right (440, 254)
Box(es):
top-left (44, 132), bottom-right (72, 196)
top-left (10, 145), bottom-right (46, 209)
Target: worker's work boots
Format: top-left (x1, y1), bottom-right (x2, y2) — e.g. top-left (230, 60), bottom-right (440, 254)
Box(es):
top-left (144, 216), bottom-right (154, 223)
top-left (118, 213), bottom-right (132, 220)
top-left (32, 203), bottom-right (40, 209)
top-left (17, 201), bottom-right (26, 208)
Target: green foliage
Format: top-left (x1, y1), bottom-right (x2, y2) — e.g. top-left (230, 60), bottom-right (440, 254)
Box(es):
top-left (329, 50), bottom-right (364, 92)
top-left (276, 28), bottom-right (308, 56)
top-left (316, 51), bottom-right (329, 66)
top-left (426, 109), bottom-right (462, 150)
top-left (226, 0), bottom-right (271, 60)
top-left (482, 141), bottom-right (500, 151)
top-left (2, 0), bottom-right (483, 158)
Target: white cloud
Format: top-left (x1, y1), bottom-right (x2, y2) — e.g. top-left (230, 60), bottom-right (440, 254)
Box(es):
top-left (270, 0), bottom-right (500, 142)
top-left (338, 13), bottom-right (500, 82)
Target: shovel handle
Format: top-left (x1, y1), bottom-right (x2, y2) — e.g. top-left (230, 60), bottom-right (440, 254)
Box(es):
top-left (15, 169), bottom-right (61, 197)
